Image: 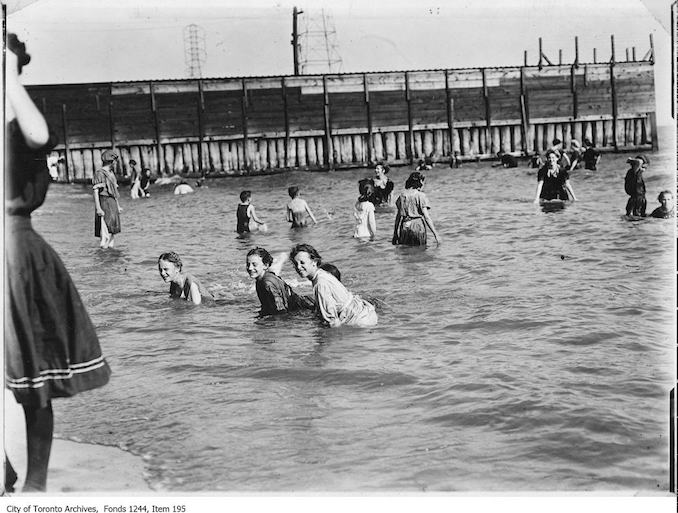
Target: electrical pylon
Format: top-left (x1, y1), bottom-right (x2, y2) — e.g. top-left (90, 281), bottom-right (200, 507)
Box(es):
top-left (298, 9), bottom-right (343, 74)
top-left (183, 24), bottom-right (206, 78)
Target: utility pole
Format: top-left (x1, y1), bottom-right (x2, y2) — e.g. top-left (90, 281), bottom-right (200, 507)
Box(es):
top-left (292, 7), bottom-right (303, 75)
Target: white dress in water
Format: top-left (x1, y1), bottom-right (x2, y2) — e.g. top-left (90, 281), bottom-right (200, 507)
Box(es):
top-left (353, 200), bottom-right (376, 239)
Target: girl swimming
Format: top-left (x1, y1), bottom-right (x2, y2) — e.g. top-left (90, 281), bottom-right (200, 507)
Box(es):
top-left (158, 251), bottom-right (214, 305)
top-left (290, 244), bottom-right (377, 328)
top-left (246, 247), bottom-right (313, 315)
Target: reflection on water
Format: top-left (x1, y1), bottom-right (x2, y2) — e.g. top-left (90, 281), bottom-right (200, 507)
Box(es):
top-left (30, 145), bottom-right (675, 492)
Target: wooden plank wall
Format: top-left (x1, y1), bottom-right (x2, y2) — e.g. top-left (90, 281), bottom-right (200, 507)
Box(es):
top-left (29, 61), bottom-right (656, 182)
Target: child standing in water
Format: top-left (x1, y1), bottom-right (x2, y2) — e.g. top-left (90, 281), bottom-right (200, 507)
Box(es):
top-left (624, 155), bottom-right (648, 216)
top-left (158, 251), bottom-right (214, 305)
top-left (246, 247), bottom-right (313, 315)
top-left (291, 244), bottom-right (377, 328)
top-left (354, 180), bottom-right (376, 240)
top-left (286, 186), bottom-right (318, 227)
top-left (237, 190), bottom-right (266, 234)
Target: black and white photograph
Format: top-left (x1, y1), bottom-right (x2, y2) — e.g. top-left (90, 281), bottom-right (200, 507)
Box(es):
top-left (2, 0), bottom-right (676, 510)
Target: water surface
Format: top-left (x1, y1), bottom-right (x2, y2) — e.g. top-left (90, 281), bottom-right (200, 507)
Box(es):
top-left (32, 146), bottom-right (675, 492)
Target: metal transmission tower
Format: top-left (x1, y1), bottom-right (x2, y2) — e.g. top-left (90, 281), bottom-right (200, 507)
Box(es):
top-left (183, 24), bottom-right (206, 78)
top-left (298, 9), bottom-right (343, 74)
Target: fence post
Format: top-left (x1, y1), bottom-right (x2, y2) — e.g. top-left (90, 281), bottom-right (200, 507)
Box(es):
top-left (363, 73), bottom-right (373, 165)
top-left (570, 65), bottom-right (578, 119)
top-left (61, 103), bottom-right (71, 183)
top-left (609, 36), bottom-right (619, 150)
top-left (197, 79), bottom-right (205, 177)
top-left (405, 72), bottom-right (414, 164)
top-left (519, 67), bottom-right (530, 155)
top-left (322, 75), bottom-right (333, 170)
top-left (482, 68), bottom-right (492, 155)
top-left (149, 82), bottom-right (164, 175)
top-left (241, 78), bottom-right (250, 173)
top-left (445, 70), bottom-right (455, 159)
top-left (282, 77), bottom-right (290, 168)
top-left (108, 84), bottom-right (115, 153)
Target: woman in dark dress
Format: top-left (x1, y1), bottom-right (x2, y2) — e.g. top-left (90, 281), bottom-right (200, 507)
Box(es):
top-left (4, 34), bottom-right (111, 493)
top-left (533, 149), bottom-right (577, 203)
top-left (370, 162), bottom-right (395, 206)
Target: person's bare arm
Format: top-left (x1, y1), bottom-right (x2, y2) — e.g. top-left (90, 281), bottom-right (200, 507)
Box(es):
top-left (422, 209), bottom-right (441, 243)
top-left (248, 205), bottom-right (264, 225)
top-left (534, 181), bottom-right (544, 203)
top-left (189, 282), bottom-right (202, 305)
top-left (93, 186), bottom-right (105, 216)
top-left (564, 180), bottom-right (577, 201)
top-left (305, 202), bottom-right (318, 224)
top-left (5, 51), bottom-right (49, 148)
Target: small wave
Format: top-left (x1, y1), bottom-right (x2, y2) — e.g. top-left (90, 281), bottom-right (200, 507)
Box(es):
top-left (550, 331), bottom-right (618, 346)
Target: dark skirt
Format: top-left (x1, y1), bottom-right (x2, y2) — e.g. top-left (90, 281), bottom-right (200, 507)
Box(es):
top-left (395, 217), bottom-right (427, 246)
top-left (626, 195), bottom-right (647, 216)
top-left (94, 195), bottom-right (121, 237)
top-left (5, 216), bottom-right (111, 408)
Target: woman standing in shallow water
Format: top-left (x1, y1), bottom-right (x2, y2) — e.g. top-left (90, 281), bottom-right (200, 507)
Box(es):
top-left (92, 149), bottom-right (123, 248)
top-left (4, 33), bottom-right (111, 493)
top-left (533, 149), bottom-right (577, 203)
top-left (392, 171), bottom-right (441, 246)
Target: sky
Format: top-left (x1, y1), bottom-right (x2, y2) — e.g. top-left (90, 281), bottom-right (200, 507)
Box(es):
top-left (4, 0), bottom-right (675, 124)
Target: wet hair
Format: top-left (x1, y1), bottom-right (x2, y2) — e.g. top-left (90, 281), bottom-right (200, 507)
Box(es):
top-left (635, 154), bottom-right (650, 165)
top-left (358, 179), bottom-right (374, 201)
top-left (240, 190), bottom-right (251, 202)
top-left (288, 186), bottom-right (300, 198)
top-left (405, 171), bottom-right (425, 190)
top-left (658, 190), bottom-right (673, 201)
top-left (7, 33), bottom-right (31, 74)
top-left (158, 251), bottom-right (182, 271)
top-left (320, 262), bottom-right (341, 281)
top-left (247, 247), bottom-right (273, 266)
top-left (376, 162), bottom-right (390, 174)
top-left (290, 243), bottom-right (322, 265)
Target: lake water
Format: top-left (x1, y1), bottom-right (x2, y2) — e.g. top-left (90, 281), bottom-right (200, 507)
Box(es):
top-left (27, 138), bottom-right (675, 492)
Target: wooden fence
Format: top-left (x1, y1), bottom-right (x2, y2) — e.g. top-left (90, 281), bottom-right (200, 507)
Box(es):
top-left (28, 59), bottom-right (657, 182)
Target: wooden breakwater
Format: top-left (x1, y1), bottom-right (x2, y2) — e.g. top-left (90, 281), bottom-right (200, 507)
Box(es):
top-left (28, 54), bottom-right (657, 182)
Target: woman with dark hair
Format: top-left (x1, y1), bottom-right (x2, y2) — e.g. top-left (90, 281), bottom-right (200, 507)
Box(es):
top-left (370, 162), bottom-right (394, 206)
top-left (4, 33), bottom-right (111, 493)
top-left (392, 171), bottom-right (441, 246)
top-left (290, 244), bottom-right (377, 327)
top-left (157, 251), bottom-right (214, 304)
top-left (533, 149), bottom-right (577, 203)
top-left (245, 247), bottom-right (313, 315)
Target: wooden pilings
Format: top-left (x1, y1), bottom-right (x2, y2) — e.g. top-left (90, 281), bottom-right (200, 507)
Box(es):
top-left (41, 52), bottom-right (656, 181)
top-left (51, 112), bottom-right (655, 182)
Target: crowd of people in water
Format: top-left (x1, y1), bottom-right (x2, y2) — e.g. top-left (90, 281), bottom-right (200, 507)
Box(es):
top-left (3, 32), bottom-right (675, 494)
